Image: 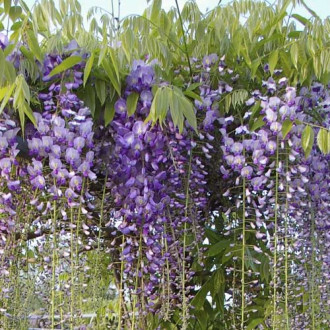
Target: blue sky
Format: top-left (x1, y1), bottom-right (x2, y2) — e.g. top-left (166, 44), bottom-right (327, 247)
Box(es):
top-left (23, 0), bottom-right (329, 21)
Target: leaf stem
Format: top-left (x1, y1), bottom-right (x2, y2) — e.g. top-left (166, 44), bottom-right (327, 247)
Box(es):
top-left (174, 0), bottom-right (193, 78)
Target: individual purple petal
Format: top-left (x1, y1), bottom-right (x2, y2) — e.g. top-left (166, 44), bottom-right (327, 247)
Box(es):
top-left (0, 158), bottom-right (11, 174)
top-left (31, 175), bottom-right (46, 189)
top-left (0, 137), bottom-right (8, 152)
top-left (241, 166), bottom-right (253, 179)
top-left (115, 99), bottom-right (127, 114)
top-left (74, 136), bottom-right (85, 151)
top-left (70, 175), bottom-right (82, 191)
top-left (79, 120), bottom-right (93, 138)
top-left (265, 108), bottom-right (277, 122)
top-left (270, 122), bottom-right (282, 134)
top-left (7, 180), bottom-right (20, 191)
top-left (49, 157), bottom-right (63, 172)
top-left (65, 188), bottom-right (78, 202)
top-left (266, 141), bottom-right (277, 154)
top-left (65, 148), bottom-right (80, 166)
top-left (133, 121), bottom-right (148, 136)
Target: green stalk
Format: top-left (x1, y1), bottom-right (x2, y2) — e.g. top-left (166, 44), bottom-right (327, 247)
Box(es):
top-left (310, 203), bottom-right (316, 329)
top-left (164, 226), bottom-right (171, 320)
top-left (70, 207), bottom-right (74, 329)
top-left (51, 198), bottom-right (57, 329)
top-left (131, 230), bottom-right (143, 330)
top-left (174, 0), bottom-right (193, 78)
top-left (284, 148), bottom-right (290, 329)
top-left (117, 235), bottom-right (125, 330)
top-left (92, 174), bottom-right (108, 315)
top-left (272, 135), bottom-right (280, 329)
top-left (181, 145), bottom-right (193, 329)
top-left (241, 175), bottom-right (246, 329)
top-left (73, 179), bottom-right (86, 325)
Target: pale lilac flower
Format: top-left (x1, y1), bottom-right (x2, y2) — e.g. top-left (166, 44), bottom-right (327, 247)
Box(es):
top-left (70, 175), bottom-right (82, 191)
top-left (31, 175), bottom-right (46, 189)
top-left (241, 166), bottom-right (253, 179)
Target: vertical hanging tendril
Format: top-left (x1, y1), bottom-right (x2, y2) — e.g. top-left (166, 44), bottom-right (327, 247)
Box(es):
top-left (181, 147), bottom-right (193, 330)
top-left (272, 135), bottom-right (280, 329)
top-left (284, 144), bottom-right (290, 329)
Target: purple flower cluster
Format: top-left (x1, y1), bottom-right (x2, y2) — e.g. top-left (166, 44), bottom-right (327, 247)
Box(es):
top-left (217, 76), bottom-right (329, 326)
top-left (0, 47), bottom-right (97, 322)
top-left (92, 60), bottom-right (209, 317)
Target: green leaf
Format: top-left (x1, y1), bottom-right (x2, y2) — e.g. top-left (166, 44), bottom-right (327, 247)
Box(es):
top-left (250, 116), bottom-right (265, 132)
top-left (150, 0), bottom-right (162, 22)
top-left (0, 50), bottom-right (5, 86)
top-left (288, 31), bottom-right (302, 38)
top-left (101, 58), bottom-right (121, 96)
top-left (4, 0), bottom-right (12, 14)
top-left (0, 83), bottom-right (15, 115)
top-left (23, 102), bottom-right (36, 126)
top-left (292, 13), bottom-right (309, 26)
top-left (212, 268), bottom-right (224, 292)
top-left (104, 98), bottom-right (115, 126)
top-left (224, 94), bottom-right (231, 113)
top-left (281, 119), bottom-right (293, 139)
top-left (268, 49), bottom-right (278, 75)
top-left (98, 43), bottom-right (108, 66)
top-left (83, 85), bottom-right (95, 116)
top-left (207, 240), bottom-right (230, 257)
top-left (4, 61), bottom-right (16, 84)
top-left (290, 43), bottom-right (299, 69)
top-left (156, 88), bottom-right (168, 123)
top-left (186, 82), bottom-right (202, 91)
top-left (246, 318), bottom-right (264, 330)
top-left (169, 89), bottom-right (183, 132)
top-left (184, 90), bottom-right (202, 102)
top-left (83, 52), bottom-right (95, 86)
top-left (251, 58), bottom-right (260, 79)
top-left (48, 55), bottom-right (82, 77)
top-left (9, 6), bottom-right (22, 21)
top-left (95, 79), bottom-right (106, 105)
top-left (317, 128), bottom-right (330, 154)
top-left (19, 45), bottom-right (34, 61)
top-left (126, 92), bottom-right (139, 116)
top-left (108, 47), bottom-right (120, 81)
top-left (232, 89), bottom-right (248, 109)
top-left (26, 30), bottom-right (43, 63)
top-left (20, 77), bottom-right (30, 104)
top-left (301, 125), bottom-right (314, 158)
top-left (179, 94), bottom-right (197, 133)
top-left (191, 279), bottom-right (212, 310)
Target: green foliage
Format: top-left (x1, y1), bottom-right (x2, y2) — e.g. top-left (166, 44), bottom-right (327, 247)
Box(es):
top-left (147, 85), bottom-right (197, 133)
top-left (317, 127), bottom-right (330, 154)
top-left (48, 55), bottom-right (82, 77)
top-left (282, 119), bottom-right (293, 139)
top-left (301, 125), bottom-right (314, 158)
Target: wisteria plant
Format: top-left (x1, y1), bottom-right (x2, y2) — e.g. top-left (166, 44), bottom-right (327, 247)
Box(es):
top-left (0, 0), bottom-right (329, 329)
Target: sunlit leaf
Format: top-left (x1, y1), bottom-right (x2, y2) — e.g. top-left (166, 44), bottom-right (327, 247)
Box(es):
top-left (301, 125), bottom-right (314, 158)
top-left (48, 55), bottom-right (82, 77)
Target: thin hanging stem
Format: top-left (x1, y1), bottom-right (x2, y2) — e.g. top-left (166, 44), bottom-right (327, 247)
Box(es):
top-left (70, 206), bottom-right (75, 329)
top-left (272, 135), bottom-right (280, 329)
top-left (284, 146), bottom-right (290, 329)
top-left (174, 0), bottom-right (193, 78)
top-left (181, 143), bottom-right (193, 329)
top-left (131, 229), bottom-right (143, 330)
top-left (117, 235), bottom-right (125, 330)
top-left (310, 201), bottom-right (316, 329)
top-left (241, 175), bottom-right (246, 329)
top-left (51, 198), bottom-right (57, 329)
